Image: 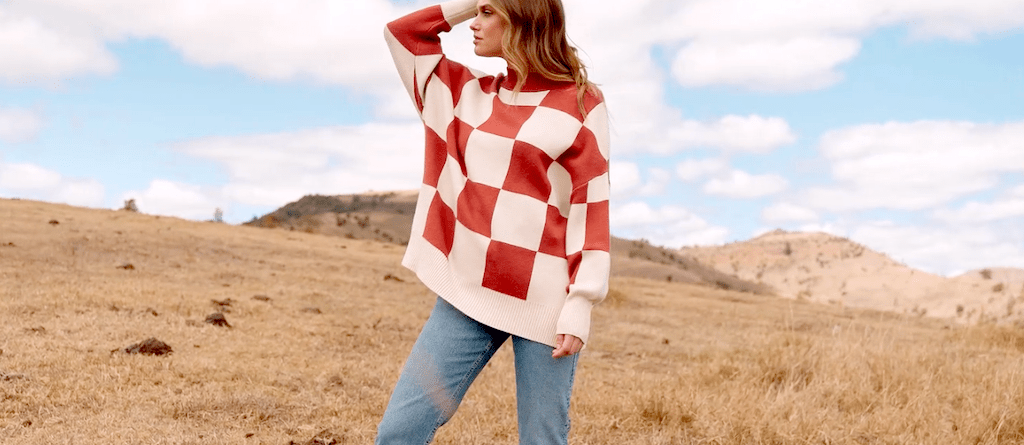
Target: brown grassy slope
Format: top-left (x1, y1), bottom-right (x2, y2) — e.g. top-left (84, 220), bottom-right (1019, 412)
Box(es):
top-left (245, 192), bottom-right (769, 294)
top-left (4, 198), bottom-right (1024, 444)
top-left (246, 191), bottom-right (419, 245)
top-left (681, 229), bottom-right (1024, 324)
top-left (958, 267), bottom-right (1024, 300)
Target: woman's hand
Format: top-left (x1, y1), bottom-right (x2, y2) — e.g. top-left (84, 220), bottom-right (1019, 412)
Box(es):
top-left (552, 334), bottom-right (584, 358)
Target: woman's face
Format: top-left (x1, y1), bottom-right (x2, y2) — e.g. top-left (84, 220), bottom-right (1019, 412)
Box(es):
top-left (470, 0), bottom-right (506, 59)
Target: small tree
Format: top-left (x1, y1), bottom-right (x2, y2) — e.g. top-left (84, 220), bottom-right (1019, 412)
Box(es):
top-left (121, 199), bottom-right (138, 212)
top-left (213, 208), bottom-right (224, 223)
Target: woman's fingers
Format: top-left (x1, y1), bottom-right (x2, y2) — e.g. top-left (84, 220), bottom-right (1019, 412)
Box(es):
top-left (552, 334), bottom-right (584, 358)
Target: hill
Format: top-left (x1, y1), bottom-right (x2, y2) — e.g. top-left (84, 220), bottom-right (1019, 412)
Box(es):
top-left (681, 229), bottom-right (1024, 323)
top-left (3, 198), bottom-right (1024, 444)
top-left (245, 192), bottom-right (770, 295)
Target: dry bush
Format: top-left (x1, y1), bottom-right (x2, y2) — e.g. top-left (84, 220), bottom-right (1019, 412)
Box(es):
top-left (121, 199), bottom-right (138, 212)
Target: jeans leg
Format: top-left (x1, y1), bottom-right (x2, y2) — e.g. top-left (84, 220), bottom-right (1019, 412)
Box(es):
top-left (376, 297), bottom-right (509, 445)
top-left (511, 336), bottom-right (579, 445)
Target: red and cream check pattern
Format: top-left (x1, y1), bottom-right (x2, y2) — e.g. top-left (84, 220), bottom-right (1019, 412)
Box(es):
top-left (385, 0), bottom-right (610, 347)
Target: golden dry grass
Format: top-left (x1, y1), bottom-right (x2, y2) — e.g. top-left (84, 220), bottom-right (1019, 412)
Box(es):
top-left (2, 198), bottom-right (1024, 444)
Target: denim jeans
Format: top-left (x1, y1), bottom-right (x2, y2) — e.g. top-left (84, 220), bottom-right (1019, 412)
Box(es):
top-left (376, 297), bottom-right (579, 445)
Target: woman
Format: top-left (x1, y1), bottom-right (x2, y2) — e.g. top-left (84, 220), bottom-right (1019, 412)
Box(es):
top-left (379, 0), bottom-right (609, 443)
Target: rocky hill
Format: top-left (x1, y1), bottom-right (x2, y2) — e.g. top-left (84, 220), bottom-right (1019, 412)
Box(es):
top-left (681, 229), bottom-right (1024, 323)
top-left (245, 192), bottom-right (770, 294)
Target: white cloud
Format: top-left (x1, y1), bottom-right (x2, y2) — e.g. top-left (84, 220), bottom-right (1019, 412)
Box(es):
top-left (3, 0), bottom-right (402, 89)
top-left (672, 37), bottom-right (861, 91)
top-left (762, 202), bottom-right (820, 223)
top-left (669, 115), bottom-right (797, 154)
top-left (657, 0), bottom-right (1024, 91)
top-left (795, 223), bottom-right (847, 238)
top-left (0, 107), bottom-right (43, 143)
top-left (175, 123), bottom-right (424, 207)
top-left (0, 162), bottom-right (104, 206)
top-left (613, 113), bottom-right (796, 155)
top-left (704, 169), bottom-right (789, 199)
top-left (805, 120), bottom-right (1024, 211)
top-left (611, 201), bottom-right (729, 247)
top-left (934, 197), bottom-right (1024, 224)
top-left (850, 221), bottom-right (1024, 275)
top-left (121, 179), bottom-right (221, 220)
top-left (889, 1), bottom-right (1024, 40)
top-left (676, 158), bottom-right (729, 183)
top-left (4, 0), bottom-right (1022, 96)
top-left (610, 162), bottom-right (642, 198)
top-left (0, 9), bottom-right (117, 86)
top-left (610, 162), bottom-right (670, 200)
top-left (0, 162), bottom-right (60, 190)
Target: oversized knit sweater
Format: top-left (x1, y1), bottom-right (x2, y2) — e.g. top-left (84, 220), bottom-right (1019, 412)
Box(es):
top-left (384, 0), bottom-right (610, 348)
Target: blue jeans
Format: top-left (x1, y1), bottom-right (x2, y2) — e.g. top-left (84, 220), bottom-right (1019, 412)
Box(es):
top-left (376, 297), bottom-right (579, 445)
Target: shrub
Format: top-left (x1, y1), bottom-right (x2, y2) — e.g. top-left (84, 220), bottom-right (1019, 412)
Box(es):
top-left (121, 199), bottom-right (138, 212)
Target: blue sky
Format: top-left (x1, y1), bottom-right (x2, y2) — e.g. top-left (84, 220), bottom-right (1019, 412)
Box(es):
top-left (1, 0), bottom-right (1023, 276)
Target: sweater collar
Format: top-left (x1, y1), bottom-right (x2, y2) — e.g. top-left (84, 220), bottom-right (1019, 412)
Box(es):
top-left (503, 68), bottom-right (574, 92)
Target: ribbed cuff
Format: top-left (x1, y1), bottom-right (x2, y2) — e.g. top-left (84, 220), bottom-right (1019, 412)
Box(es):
top-left (555, 295), bottom-right (594, 345)
top-left (441, 0), bottom-right (479, 26)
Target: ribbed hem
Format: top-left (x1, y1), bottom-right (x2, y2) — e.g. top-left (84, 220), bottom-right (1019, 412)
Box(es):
top-left (403, 237), bottom-right (566, 348)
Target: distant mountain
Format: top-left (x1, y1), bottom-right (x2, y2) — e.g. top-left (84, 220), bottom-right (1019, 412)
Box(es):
top-left (245, 192), bottom-right (770, 294)
top-left (681, 229), bottom-right (1024, 323)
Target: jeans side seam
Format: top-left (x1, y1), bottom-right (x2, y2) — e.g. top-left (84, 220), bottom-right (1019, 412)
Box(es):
top-left (561, 354), bottom-right (579, 443)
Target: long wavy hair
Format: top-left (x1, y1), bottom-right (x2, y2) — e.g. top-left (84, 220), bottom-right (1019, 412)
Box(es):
top-left (490, 0), bottom-right (600, 117)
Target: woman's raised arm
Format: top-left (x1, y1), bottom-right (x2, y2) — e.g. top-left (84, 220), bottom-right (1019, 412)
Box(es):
top-left (383, 0), bottom-right (478, 113)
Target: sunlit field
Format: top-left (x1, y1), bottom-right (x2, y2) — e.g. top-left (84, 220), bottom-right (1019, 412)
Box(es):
top-left (2, 198), bottom-right (1023, 444)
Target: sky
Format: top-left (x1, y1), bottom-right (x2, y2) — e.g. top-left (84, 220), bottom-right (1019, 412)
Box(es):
top-left (1, 0), bottom-right (1023, 277)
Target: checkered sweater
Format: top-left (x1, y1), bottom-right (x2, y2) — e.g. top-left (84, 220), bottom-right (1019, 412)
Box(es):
top-left (385, 0), bottom-right (610, 347)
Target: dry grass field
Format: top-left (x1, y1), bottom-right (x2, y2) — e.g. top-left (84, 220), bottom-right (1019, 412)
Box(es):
top-left (3, 198), bottom-right (1024, 444)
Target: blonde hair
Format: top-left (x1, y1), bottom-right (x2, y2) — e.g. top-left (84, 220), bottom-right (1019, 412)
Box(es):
top-left (490, 0), bottom-right (600, 117)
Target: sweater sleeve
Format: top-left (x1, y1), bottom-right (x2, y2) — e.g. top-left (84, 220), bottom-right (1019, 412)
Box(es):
top-left (383, 0), bottom-right (479, 113)
top-left (556, 102), bottom-right (612, 345)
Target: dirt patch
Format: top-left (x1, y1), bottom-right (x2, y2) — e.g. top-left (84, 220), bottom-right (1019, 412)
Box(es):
top-left (121, 338), bottom-right (173, 356)
top-left (211, 298), bottom-right (234, 312)
top-left (288, 429), bottom-right (344, 445)
top-left (205, 312), bottom-right (231, 328)
top-left (1, 371), bottom-right (26, 381)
